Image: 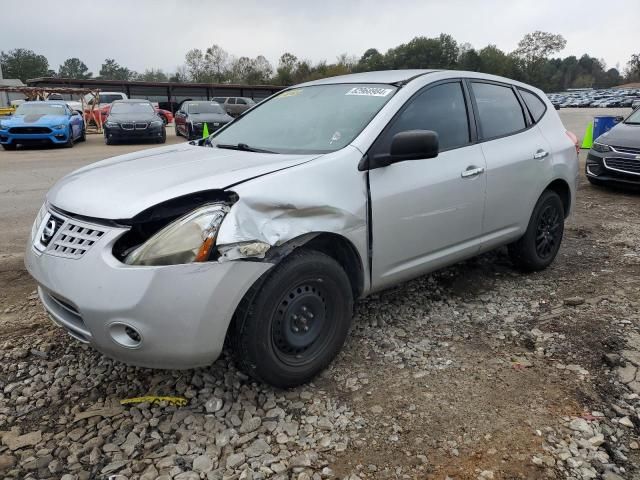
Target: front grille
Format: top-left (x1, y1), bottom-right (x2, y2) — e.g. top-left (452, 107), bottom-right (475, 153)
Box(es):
top-left (604, 158), bottom-right (640, 176)
top-left (121, 123), bottom-right (134, 130)
top-left (40, 213), bottom-right (65, 247)
top-left (49, 221), bottom-right (105, 259)
top-left (9, 126), bottom-right (52, 134)
top-left (612, 145), bottom-right (640, 155)
top-left (135, 122), bottom-right (148, 130)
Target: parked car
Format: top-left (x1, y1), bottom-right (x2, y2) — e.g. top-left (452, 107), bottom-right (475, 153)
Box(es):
top-left (211, 96), bottom-right (256, 117)
top-left (103, 99), bottom-right (165, 145)
top-left (586, 109), bottom-right (640, 187)
top-left (156, 108), bottom-right (174, 126)
top-left (174, 101), bottom-right (234, 139)
top-left (0, 101), bottom-right (85, 150)
top-left (67, 91), bottom-right (128, 114)
top-left (25, 70), bottom-right (578, 387)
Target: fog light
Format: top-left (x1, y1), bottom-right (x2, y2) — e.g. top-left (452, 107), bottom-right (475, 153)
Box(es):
top-left (586, 163), bottom-right (603, 176)
top-left (109, 322), bottom-right (143, 348)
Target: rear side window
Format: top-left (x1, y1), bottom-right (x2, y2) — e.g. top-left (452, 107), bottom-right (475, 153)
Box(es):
top-left (472, 82), bottom-right (526, 139)
top-left (378, 82), bottom-right (470, 152)
top-left (519, 89), bottom-right (547, 123)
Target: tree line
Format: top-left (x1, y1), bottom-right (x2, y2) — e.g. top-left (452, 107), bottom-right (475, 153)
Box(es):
top-left (2, 32), bottom-right (639, 93)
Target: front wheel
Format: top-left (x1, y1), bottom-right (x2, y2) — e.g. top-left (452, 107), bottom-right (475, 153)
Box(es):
top-left (509, 190), bottom-right (564, 272)
top-left (229, 250), bottom-right (353, 388)
top-left (157, 129), bottom-right (166, 144)
top-left (78, 126), bottom-right (86, 142)
top-left (2, 143), bottom-right (17, 151)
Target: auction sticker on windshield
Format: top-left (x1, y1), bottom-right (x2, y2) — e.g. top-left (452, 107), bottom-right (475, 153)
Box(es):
top-left (345, 87), bottom-right (394, 97)
top-left (278, 89), bottom-right (303, 98)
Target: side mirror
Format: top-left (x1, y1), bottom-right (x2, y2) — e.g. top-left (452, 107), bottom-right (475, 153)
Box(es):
top-left (614, 116), bottom-right (624, 123)
top-left (390, 130), bottom-right (439, 162)
top-left (364, 130), bottom-right (439, 170)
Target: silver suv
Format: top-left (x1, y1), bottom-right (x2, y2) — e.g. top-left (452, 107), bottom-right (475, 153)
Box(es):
top-left (26, 70), bottom-right (578, 387)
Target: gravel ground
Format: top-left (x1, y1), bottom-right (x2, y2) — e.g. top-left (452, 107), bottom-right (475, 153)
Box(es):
top-left (2, 154), bottom-right (640, 479)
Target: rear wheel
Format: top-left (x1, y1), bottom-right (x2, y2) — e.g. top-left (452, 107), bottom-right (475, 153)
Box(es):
top-left (509, 190), bottom-right (564, 272)
top-left (2, 143), bottom-right (17, 151)
top-left (229, 250), bottom-right (353, 388)
top-left (160, 114), bottom-right (168, 126)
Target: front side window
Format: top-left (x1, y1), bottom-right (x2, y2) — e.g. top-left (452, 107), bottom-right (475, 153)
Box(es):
top-left (236, 98), bottom-right (247, 105)
top-left (519, 89), bottom-right (547, 123)
top-left (226, 98), bottom-right (236, 105)
top-left (376, 82), bottom-right (470, 153)
top-left (212, 84), bottom-right (398, 154)
top-left (472, 82), bottom-right (526, 139)
top-left (625, 108), bottom-right (640, 124)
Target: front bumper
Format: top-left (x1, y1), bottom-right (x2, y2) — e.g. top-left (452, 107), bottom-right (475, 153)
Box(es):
top-left (189, 122), bottom-right (227, 138)
top-left (586, 149), bottom-right (640, 186)
top-left (0, 129), bottom-right (69, 145)
top-left (24, 210), bottom-right (272, 369)
top-left (104, 125), bottom-right (164, 141)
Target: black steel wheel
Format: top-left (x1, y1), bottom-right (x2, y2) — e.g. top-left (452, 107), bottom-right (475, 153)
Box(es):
top-left (229, 250), bottom-right (353, 388)
top-left (509, 190), bottom-right (565, 271)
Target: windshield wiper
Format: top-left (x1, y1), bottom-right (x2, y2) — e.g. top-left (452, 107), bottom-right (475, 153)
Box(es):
top-left (216, 142), bottom-right (278, 154)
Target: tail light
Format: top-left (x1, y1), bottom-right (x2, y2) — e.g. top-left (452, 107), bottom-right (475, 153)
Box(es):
top-left (566, 131), bottom-right (579, 155)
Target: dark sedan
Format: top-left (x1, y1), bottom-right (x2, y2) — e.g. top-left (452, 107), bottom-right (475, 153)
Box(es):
top-left (103, 100), bottom-right (166, 145)
top-left (586, 108), bottom-right (640, 187)
top-left (174, 101), bottom-right (234, 140)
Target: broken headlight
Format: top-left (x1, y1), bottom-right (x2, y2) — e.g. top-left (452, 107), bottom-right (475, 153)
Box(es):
top-left (124, 204), bottom-right (229, 266)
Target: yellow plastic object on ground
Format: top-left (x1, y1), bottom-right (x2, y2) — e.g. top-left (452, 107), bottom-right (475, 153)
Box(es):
top-left (0, 106), bottom-right (15, 116)
top-left (202, 122), bottom-right (209, 139)
top-left (120, 396), bottom-right (188, 407)
top-left (581, 121), bottom-right (593, 149)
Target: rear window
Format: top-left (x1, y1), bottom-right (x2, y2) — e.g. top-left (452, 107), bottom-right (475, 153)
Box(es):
top-left (472, 82), bottom-right (526, 139)
top-left (519, 89), bottom-right (547, 123)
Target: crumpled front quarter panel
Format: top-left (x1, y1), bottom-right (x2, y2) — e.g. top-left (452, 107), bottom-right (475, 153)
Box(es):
top-left (217, 146), bottom-right (370, 289)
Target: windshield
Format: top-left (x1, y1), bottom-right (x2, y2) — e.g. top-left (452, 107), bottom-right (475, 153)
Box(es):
top-left (212, 84), bottom-right (397, 154)
top-left (15, 103), bottom-right (67, 116)
top-left (187, 102), bottom-right (225, 114)
top-left (110, 102), bottom-right (155, 114)
top-left (626, 109), bottom-right (640, 124)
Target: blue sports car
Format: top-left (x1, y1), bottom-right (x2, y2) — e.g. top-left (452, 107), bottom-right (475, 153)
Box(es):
top-left (0, 101), bottom-right (86, 150)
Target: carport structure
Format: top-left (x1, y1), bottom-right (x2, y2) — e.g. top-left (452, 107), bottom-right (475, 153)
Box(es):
top-left (0, 85), bottom-right (106, 132)
top-left (27, 78), bottom-right (285, 114)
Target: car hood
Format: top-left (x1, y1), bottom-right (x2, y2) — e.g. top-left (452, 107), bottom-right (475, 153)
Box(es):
top-left (4, 114), bottom-right (68, 126)
top-left (107, 112), bottom-right (160, 123)
top-left (188, 113), bottom-right (233, 123)
top-left (47, 143), bottom-right (319, 219)
top-left (598, 122), bottom-right (640, 148)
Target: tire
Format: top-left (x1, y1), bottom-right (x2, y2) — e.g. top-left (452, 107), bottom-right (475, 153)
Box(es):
top-left (2, 143), bottom-right (17, 151)
top-left (229, 250), bottom-right (354, 388)
top-left (78, 126), bottom-right (86, 142)
top-left (175, 123), bottom-right (181, 137)
top-left (160, 114), bottom-right (168, 126)
top-left (63, 132), bottom-right (74, 148)
top-left (508, 190), bottom-right (565, 272)
top-left (105, 135), bottom-right (115, 146)
top-left (157, 129), bottom-right (166, 144)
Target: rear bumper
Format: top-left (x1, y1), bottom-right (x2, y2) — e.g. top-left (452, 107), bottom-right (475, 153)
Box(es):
top-left (24, 214), bottom-right (273, 369)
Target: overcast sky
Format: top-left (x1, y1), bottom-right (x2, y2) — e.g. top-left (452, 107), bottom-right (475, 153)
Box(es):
top-left (2, 0), bottom-right (638, 75)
